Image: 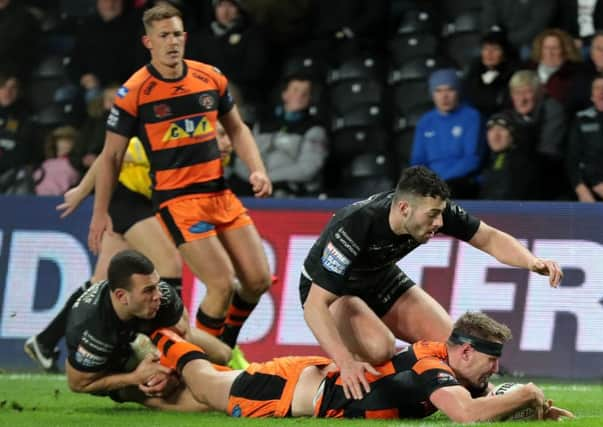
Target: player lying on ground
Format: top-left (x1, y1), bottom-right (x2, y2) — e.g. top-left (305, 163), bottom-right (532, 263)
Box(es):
top-left (135, 312), bottom-right (573, 422)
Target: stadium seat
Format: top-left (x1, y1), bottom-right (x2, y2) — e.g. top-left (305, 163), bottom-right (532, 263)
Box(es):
top-left (31, 102), bottom-right (78, 127)
top-left (338, 153), bottom-right (394, 198)
top-left (281, 55), bottom-right (329, 82)
top-left (331, 126), bottom-right (389, 160)
top-left (442, 32), bottom-right (482, 69)
top-left (389, 33), bottom-right (439, 66)
top-left (387, 56), bottom-right (450, 84)
top-left (326, 56), bottom-right (383, 86)
top-left (59, 0), bottom-right (96, 18)
top-left (390, 80), bottom-right (431, 114)
top-left (395, 9), bottom-right (438, 35)
top-left (442, 0), bottom-right (482, 19)
top-left (331, 104), bottom-right (385, 133)
top-left (443, 11), bottom-right (482, 36)
top-left (329, 79), bottom-right (384, 115)
top-left (31, 55), bottom-right (70, 79)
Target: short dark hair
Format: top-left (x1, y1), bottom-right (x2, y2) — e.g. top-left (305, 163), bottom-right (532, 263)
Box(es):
top-left (143, 3), bottom-right (182, 33)
top-left (108, 250), bottom-right (155, 291)
top-left (394, 166), bottom-right (450, 202)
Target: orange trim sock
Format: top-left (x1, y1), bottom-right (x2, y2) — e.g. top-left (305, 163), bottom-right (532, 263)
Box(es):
top-left (150, 328), bottom-right (208, 372)
top-left (195, 308), bottom-right (225, 337)
top-left (221, 292), bottom-right (257, 348)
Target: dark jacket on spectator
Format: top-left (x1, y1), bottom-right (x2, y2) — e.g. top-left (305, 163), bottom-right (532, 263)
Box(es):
top-left (0, 2), bottom-right (39, 77)
top-left (463, 58), bottom-right (519, 118)
top-left (188, 12), bottom-right (267, 102)
top-left (526, 60), bottom-right (584, 107)
top-left (70, 10), bottom-right (139, 87)
top-left (566, 106), bottom-right (603, 189)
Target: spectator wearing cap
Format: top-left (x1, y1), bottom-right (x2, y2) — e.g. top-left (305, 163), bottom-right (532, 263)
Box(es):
top-left (462, 31), bottom-right (520, 118)
top-left (566, 73), bottom-right (603, 202)
top-left (479, 112), bottom-right (543, 200)
top-left (187, 0), bottom-right (268, 108)
top-left (410, 68), bottom-right (486, 199)
top-left (506, 70), bottom-right (570, 200)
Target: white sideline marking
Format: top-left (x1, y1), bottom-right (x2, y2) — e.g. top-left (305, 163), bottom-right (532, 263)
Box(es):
top-left (1, 374), bottom-right (65, 381)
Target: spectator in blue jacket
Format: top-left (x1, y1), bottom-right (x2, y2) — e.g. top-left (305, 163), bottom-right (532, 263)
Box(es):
top-left (410, 69), bottom-right (485, 199)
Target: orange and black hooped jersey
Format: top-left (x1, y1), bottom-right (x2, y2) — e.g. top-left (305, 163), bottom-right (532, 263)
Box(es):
top-left (315, 341), bottom-right (460, 419)
top-left (107, 60), bottom-right (234, 207)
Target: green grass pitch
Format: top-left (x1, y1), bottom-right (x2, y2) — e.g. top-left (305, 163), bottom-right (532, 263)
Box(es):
top-left (0, 373), bottom-right (600, 426)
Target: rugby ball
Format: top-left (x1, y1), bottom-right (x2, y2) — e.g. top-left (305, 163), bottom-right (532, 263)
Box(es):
top-left (490, 382), bottom-right (536, 421)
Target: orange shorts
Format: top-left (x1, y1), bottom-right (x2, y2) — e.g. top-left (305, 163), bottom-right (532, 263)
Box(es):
top-left (227, 356), bottom-right (331, 418)
top-left (156, 190), bottom-right (252, 245)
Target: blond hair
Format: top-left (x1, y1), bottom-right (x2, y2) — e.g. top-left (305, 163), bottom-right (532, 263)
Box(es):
top-left (531, 28), bottom-right (582, 63)
top-left (451, 312), bottom-right (512, 344)
top-left (509, 69), bottom-right (541, 91)
top-left (142, 3), bottom-right (182, 33)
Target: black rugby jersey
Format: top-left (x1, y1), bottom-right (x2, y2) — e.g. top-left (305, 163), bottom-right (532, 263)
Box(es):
top-left (302, 191), bottom-right (480, 298)
top-left (66, 280), bottom-right (183, 372)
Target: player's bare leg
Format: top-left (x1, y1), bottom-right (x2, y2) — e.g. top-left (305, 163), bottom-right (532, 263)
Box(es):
top-left (381, 286), bottom-right (452, 343)
top-left (329, 296), bottom-right (396, 364)
top-left (124, 217), bottom-right (182, 278)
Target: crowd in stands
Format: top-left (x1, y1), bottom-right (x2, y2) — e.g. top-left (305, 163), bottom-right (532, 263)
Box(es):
top-left (1, 0), bottom-right (603, 201)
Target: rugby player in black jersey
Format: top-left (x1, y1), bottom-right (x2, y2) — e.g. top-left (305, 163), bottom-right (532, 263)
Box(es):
top-left (65, 250), bottom-right (194, 403)
top-left (300, 166), bottom-right (563, 399)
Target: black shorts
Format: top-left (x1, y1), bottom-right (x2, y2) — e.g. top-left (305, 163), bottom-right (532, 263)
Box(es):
top-left (108, 182), bottom-right (154, 234)
top-left (300, 265), bottom-right (415, 317)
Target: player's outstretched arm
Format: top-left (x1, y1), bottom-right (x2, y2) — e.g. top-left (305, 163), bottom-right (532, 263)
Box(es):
top-left (468, 222), bottom-right (563, 287)
top-left (56, 154), bottom-right (102, 218)
top-left (88, 131), bottom-right (128, 254)
top-left (430, 382), bottom-right (546, 423)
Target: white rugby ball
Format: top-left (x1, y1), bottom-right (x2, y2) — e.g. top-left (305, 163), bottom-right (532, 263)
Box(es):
top-left (490, 382), bottom-right (536, 421)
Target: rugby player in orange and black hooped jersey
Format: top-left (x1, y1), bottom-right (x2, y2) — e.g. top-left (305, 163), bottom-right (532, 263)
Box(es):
top-left (89, 3), bottom-right (273, 359)
top-left (144, 312), bottom-right (573, 421)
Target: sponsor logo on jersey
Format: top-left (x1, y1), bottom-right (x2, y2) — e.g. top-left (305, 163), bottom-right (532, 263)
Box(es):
top-left (321, 242), bottom-right (350, 275)
top-left (117, 86), bottom-right (129, 98)
top-left (199, 94), bottom-right (215, 110)
top-left (162, 116), bottom-right (214, 142)
top-left (143, 81), bottom-right (157, 96)
top-left (171, 85), bottom-right (187, 95)
top-left (107, 107), bottom-right (120, 128)
top-left (74, 345), bottom-right (107, 368)
top-left (436, 372), bottom-right (456, 385)
top-left (231, 404), bottom-right (242, 417)
top-left (153, 103), bottom-right (172, 119)
top-left (192, 72), bottom-right (209, 83)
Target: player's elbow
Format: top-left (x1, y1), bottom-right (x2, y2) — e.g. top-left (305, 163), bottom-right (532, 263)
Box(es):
top-left (66, 374), bottom-right (88, 393)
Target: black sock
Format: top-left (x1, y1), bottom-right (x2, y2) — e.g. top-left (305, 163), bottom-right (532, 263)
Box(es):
top-left (37, 280), bottom-right (92, 349)
top-left (161, 277), bottom-right (182, 297)
top-left (221, 292), bottom-right (257, 348)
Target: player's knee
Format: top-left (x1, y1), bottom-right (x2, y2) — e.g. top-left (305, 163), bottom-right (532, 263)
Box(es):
top-left (363, 331), bottom-right (396, 365)
top-left (241, 273), bottom-right (272, 299)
